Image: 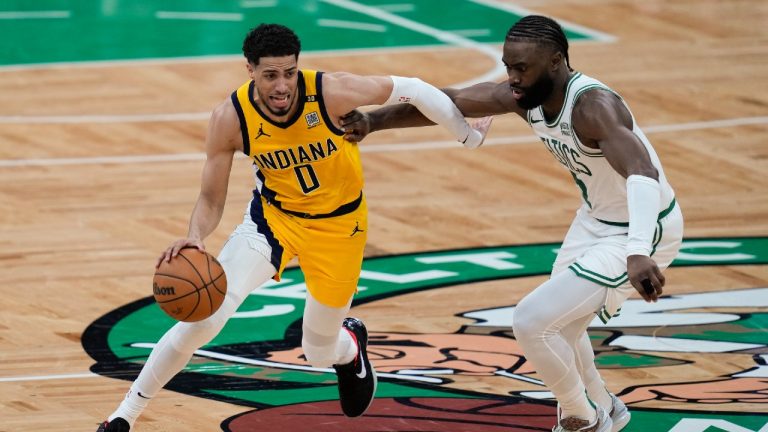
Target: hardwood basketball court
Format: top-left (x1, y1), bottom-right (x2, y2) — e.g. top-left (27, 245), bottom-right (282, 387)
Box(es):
top-left (1, 0), bottom-right (766, 431)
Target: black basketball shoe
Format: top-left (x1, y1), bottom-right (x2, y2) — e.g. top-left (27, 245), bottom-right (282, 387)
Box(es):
top-left (96, 417), bottom-right (130, 432)
top-left (333, 317), bottom-right (377, 417)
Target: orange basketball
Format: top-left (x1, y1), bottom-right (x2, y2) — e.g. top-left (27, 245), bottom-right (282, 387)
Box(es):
top-left (152, 248), bottom-right (227, 322)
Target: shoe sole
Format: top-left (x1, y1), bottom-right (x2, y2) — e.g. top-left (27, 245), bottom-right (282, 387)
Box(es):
top-left (360, 326), bottom-right (377, 416)
top-left (553, 405), bottom-right (612, 432)
top-left (359, 366), bottom-right (377, 416)
top-left (599, 406), bottom-right (613, 432)
top-left (611, 410), bottom-right (630, 432)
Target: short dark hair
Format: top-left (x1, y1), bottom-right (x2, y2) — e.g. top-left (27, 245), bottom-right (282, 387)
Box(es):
top-left (242, 23), bottom-right (301, 65)
top-left (507, 15), bottom-right (571, 70)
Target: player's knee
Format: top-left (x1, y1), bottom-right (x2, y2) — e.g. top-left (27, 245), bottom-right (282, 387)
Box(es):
top-left (170, 308), bottom-right (230, 351)
top-left (512, 296), bottom-right (545, 340)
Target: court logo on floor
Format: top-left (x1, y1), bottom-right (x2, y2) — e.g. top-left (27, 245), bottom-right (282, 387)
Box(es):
top-left (83, 237), bottom-right (768, 432)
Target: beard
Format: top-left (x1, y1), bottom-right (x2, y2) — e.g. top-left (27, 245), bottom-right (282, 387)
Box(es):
top-left (516, 73), bottom-right (555, 110)
top-left (264, 100), bottom-right (290, 116)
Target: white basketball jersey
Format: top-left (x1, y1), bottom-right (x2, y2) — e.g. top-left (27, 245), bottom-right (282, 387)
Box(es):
top-left (527, 72), bottom-right (675, 223)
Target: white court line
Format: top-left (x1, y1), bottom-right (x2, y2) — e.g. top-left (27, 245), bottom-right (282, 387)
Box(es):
top-left (467, 0), bottom-right (617, 42)
top-left (643, 117), bottom-right (768, 133)
top-left (239, 0), bottom-right (278, 7)
top-left (0, 346), bottom-right (441, 384)
top-left (375, 3), bottom-right (416, 13)
top-left (0, 0), bottom-right (613, 72)
top-left (155, 11), bottom-right (244, 21)
top-left (0, 372), bottom-right (97, 382)
top-left (0, 44), bottom-right (488, 73)
top-left (317, 18), bottom-right (387, 33)
top-left (495, 370), bottom-right (545, 386)
top-left (451, 29), bottom-right (492, 38)
top-left (0, 153), bottom-right (208, 167)
top-left (0, 112), bottom-right (211, 124)
top-left (6, 113), bottom-right (764, 129)
top-left (0, 10), bottom-right (71, 19)
top-left (0, 116), bottom-right (765, 168)
top-left (320, 0), bottom-right (505, 88)
top-left (130, 343), bottom-right (445, 384)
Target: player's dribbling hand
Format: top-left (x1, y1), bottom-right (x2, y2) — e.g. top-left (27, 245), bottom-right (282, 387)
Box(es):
top-left (627, 254), bottom-right (665, 302)
top-left (156, 238), bottom-right (206, 268)
top-left (339, 110), bottom-right (370, 143)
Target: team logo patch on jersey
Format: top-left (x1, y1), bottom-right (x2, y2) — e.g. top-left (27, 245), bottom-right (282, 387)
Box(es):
top-left (560, 122), bottom-right (572, 136)
top-left (305, 111), bottom-right (321, 128)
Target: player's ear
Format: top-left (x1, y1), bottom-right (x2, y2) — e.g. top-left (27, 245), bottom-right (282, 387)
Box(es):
top-left (246, 61), bottom-right (255, 79)
top-left (550, 51), bottom-right (563, 71)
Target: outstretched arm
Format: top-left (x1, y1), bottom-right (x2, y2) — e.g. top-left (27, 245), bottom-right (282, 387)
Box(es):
top-left (341, 81), bottom-right (522, 142)
top-left (572, 89), bottom-right (664, 303)
top-left (324, 73), bottom-right (496, 147)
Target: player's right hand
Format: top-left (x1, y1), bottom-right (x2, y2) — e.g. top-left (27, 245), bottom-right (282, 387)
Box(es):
top-left (339, 109), bottom-right (370, 142)
top-left (156, 238), bottom-right (206, 268)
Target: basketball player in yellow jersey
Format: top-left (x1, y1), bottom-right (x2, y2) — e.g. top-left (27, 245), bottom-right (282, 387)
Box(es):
top-left (96, 24), bottom-right (492, 432)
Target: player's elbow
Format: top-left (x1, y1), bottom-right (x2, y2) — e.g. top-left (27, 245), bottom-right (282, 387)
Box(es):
top-left (630, 164), bottom-right (659, 180)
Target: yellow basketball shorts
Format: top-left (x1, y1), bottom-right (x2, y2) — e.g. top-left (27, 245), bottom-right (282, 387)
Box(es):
top-left (242, 193), bottom-right (368, 308)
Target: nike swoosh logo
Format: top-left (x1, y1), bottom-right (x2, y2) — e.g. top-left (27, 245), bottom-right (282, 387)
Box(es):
top-left (530, 119), bottom-right (543, 124)
top-left (356, 359), bottom-right (367, 379)
top-left (137, 391), bottom-right (150, 399)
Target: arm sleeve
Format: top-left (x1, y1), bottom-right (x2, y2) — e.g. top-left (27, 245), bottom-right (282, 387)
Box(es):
top-left (384, 76), bottom-right (483, 148)
top-left (626, 174), bottom-right (661, 257)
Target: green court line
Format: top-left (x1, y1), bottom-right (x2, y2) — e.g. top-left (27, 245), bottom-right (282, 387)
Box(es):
top-left (0, 0), bottom-right (603, 66)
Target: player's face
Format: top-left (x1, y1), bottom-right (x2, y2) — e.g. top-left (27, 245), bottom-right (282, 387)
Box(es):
top-left (502, 41), bottom-right (556, 110)
top-left (248, 55), bottom-right (300, 118)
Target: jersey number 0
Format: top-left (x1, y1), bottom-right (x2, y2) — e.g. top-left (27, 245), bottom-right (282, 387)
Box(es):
top-left (294, 164), bottom-right (320, 194)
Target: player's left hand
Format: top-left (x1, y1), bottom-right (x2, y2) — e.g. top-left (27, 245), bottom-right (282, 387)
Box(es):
top-left (340, 109), bottom-right (370, 142)
top-left (627, 254), bottom-right (665, 302)
top-left (468, 116), bottom-right (494, 148)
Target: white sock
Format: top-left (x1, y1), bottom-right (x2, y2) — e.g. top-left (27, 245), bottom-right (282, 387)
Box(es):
top-left (586, 383), bottom-right (612, 413)
top-left (571, 331), bottom-right (612, 412)
top-left (106, 308), bottom-right (225, 426)
top-left (558, 388), bottom-right (596, 422)
top-left (301, 292), bottom-right (355, 367)
top-left (108, 386), bottom-right (151, 427)
top-left (335, 328), bottom-right (357, 365)
top-left (512, 271), bottom-right (608, 423)
top-left (104, 233), bottom-right (277, 428)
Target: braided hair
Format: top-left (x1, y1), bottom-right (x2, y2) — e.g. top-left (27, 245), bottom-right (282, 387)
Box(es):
top-left (507, 15), bottom-right (572, 70)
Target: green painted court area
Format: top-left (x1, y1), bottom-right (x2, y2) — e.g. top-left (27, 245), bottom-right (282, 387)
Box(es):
top-left (0, 0), bottom-right (602, 66)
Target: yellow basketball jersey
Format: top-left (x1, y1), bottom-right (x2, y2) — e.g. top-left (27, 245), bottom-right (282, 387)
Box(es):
top-left (230, 70), bottom-right (364, 215)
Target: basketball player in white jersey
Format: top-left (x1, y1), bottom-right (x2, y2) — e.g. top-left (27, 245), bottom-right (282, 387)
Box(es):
top-left (341, 15), bottom-right (683, 432)
top-left (95, 24), bottom-right (492, 431)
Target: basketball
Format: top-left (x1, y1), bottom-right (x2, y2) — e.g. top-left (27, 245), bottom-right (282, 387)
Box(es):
top-left (152, 248), bottom-right (227, 322)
